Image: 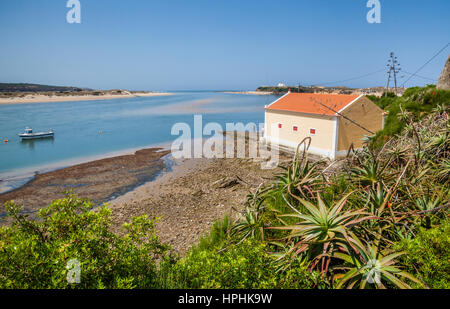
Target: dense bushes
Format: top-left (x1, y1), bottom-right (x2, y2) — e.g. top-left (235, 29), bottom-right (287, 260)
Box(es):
top-left (167, 239), bottom-right (328, 289)
top-left (0, 194), bottom-right (329, 289)
top-left (369, 85), bottom-right (450, 147)
top-left (159, 216), bottom-right (329, 289)
top-left (394, 220), bottom-right (450, 289)
top-left (0, 194), bottom-right (169, 289)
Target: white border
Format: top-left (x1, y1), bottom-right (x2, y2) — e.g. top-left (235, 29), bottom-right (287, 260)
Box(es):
top-left (331, 116), bottom-right (339, 160)
top-left (264, 135), bottom-right (334, 158)
top-left (265, 92), bottom-right (290, 109)
top-left (335, 148), bottom-right (362, 157)
top-left (263, 135), bottom-right (362, 160)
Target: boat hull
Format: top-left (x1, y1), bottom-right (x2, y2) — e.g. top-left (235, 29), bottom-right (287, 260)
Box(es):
top-left (19, 133), bottom-right (54, 140)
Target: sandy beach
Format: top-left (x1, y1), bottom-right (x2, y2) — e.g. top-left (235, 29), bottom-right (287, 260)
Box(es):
top-left (0, 92), bottom-right (173, 105)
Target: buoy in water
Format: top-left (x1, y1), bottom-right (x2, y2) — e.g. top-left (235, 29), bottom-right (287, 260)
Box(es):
top-left (4, 139), bottom-right (8, 143)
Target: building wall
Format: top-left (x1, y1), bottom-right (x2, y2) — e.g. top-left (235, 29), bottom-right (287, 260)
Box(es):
top-left (264, 109), bottom-right (336, 157)
top-left (337, 96), bottom-right (384, 152)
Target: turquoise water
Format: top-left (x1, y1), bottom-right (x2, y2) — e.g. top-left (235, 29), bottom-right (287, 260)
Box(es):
top-left (0, 92), bottom-right (278, 189)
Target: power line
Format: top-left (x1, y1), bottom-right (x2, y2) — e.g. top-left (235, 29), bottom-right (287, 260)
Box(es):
top-left (401, 70), bottom-right (437, 82)
top-left (401, 42), bottom-right (450, 87)
top-left (310, 98), bottom-right (375, 135)
top-left (305, 69), bottom-right (385, 87)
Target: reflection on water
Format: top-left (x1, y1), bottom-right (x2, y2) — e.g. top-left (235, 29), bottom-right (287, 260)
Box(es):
top-left (0, 92), bottom-right (279, 176)
top-left (20, 137), bottom-right (54, 150)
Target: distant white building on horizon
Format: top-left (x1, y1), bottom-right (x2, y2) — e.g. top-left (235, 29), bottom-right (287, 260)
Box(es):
top-left (278, 83), bottom-right (286, 88)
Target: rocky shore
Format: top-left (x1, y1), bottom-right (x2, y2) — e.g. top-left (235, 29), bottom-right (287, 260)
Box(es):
top-left (0, 148), bottom-right (170, 220)
top-left (0, 137), bottom-right (292, 254)
top-left (110, 156), bottom-right (286, 254)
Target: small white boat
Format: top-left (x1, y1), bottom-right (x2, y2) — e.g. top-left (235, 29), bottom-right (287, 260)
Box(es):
top-left (18, 127), bottom-right (54, 140)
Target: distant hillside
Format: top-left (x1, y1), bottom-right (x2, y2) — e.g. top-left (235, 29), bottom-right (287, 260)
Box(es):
top-left (0, 83), bottom-right (90, 93)
top-left (256, 85), bottom-right (398, 96)
top-left (256, 85), bottom-right (354, 95)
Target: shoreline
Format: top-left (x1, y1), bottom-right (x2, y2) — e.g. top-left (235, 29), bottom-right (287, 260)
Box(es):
top-left (0, 141), bottom-right (174, 194)
top-left (0, 135), bottom-right (291, 253)
top-left (0, 92), bottom-right (173, 105)
top-left (0, 147), bottom-right (171, 219)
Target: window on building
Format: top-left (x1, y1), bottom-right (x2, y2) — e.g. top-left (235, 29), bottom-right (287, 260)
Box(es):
top-left (310, 128), bottom-right (316, 135)
top-left (293, 126), bottom-right (298, 131)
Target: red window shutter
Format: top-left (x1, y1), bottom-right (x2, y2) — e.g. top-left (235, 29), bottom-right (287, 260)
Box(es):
top-left (293, 126), bottom-right (298, 131)
top-left (310, 128), bottom-right (316, 135)
top-left (278, 123), bottom-right (282, 129)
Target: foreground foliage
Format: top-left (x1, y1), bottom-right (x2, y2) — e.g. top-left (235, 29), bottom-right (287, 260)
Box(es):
top-left (168, 239), bottom-right (328, 289)
top-left (1, 86), bottom-right (448, 289)
top-left (228, 88), bottom-right (449, 289)
top-left (0, 194), bottom-right (169, 289)
top-left (394, 220), bottom-right (450, 289)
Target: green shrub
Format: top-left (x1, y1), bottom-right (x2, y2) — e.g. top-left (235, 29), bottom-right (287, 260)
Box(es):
top-left (370, 86), bottom-right (450, 148)
top-left (0, 193), bottom-right (169, 289)
top-left (171, 239), bottom-right (328, 289)
top-left (193, 216), bottom-right (230, 254)
top-left (394, 220), bottom-right (450, 289)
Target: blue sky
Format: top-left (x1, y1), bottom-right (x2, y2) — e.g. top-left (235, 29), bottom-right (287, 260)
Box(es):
top-left (0, 0), bottom-right (449, 90)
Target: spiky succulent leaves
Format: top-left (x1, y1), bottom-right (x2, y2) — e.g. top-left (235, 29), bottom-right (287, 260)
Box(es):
top-left (333, 243), bottom-right (422, 289)
top-left (270, 193), bottom-right (376, 259)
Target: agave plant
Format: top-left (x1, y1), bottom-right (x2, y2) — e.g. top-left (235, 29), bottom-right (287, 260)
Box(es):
top-left (231, 186), bottom-right (267, 242)
top-left (387, 145), bottom-right (410, 168)
top-left (411, 188), bottom-right (449, 228)
top-left (361, 134), bottom-right (375, 146)
top-left (431, 104), bottom-right (448, 117)
top-left (436, 159), bottom-right (450, 183)
top-left (269, 193), bottom-right (376, 272)
top-left (332, 242), bottom-right (422, 289)
top-left (350, 157), bottom-right (391, 187)
top-left (275, 159), bottom-right (318, 199)
top-left (397, 105), bottom-right (412, 123)
top-left (269, 241), bottom-right (312, 273)
top-left (358, 178), bottom-right (422, 246)
top-left (415, 194), bottom-right (442, 212)
top-left (425, 132), bottom-right (449, 159)
top-left (366, 182), bottom-right (388, 216)
top-left (275, 142), bottom-right (320, 200)
top-left (231, 205), bottom-right (265, 242)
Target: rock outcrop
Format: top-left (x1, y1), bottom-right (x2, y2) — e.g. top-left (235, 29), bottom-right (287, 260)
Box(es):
top-left (437, 55), bottom-right (450, 90)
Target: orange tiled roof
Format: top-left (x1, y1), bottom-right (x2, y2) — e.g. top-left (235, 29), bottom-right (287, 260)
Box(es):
top-left (265, 92), bottom-right (361, 116)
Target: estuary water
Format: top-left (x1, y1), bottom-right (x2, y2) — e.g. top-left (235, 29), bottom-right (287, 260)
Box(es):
top-left (0, 92), bottom-right (278, 193)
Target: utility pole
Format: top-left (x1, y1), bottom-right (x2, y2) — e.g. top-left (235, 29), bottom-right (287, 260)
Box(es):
top-left (386, 52), bottom-right (402, 96)
top-left (386, 68), bottom-right (391, 96)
